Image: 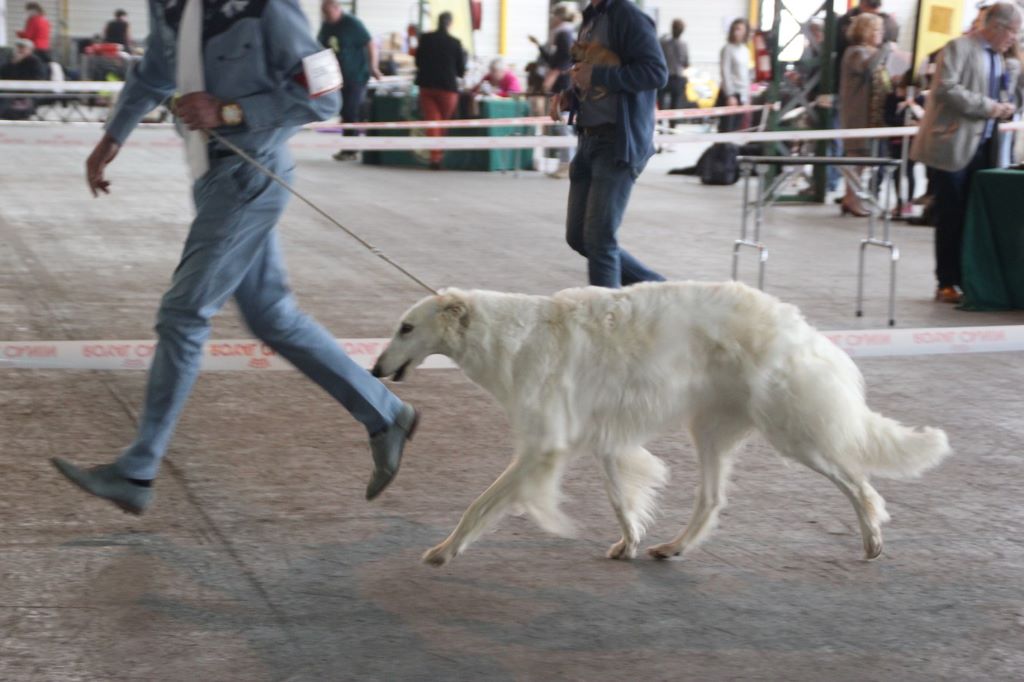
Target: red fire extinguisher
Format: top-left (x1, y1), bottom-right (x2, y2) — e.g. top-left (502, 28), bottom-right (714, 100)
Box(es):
top-left (752, 30), bottom-right (773, 82)
top-left (470, 1), bottom-right (483, 31)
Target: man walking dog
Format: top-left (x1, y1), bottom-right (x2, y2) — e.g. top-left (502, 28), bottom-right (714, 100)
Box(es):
top-left (52, 0), bottom-right (417, 512)
top-left (552, 0), bottom-right (668, 288)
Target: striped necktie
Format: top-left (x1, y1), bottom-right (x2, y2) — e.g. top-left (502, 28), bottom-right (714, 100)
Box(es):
top-left (175, 0), bottom-right (209, 180)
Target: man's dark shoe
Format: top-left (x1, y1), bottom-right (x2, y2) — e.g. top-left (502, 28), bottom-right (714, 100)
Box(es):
top-left (50, 458), bottom-right (152, 515)
top-left (366, 403), bottom-right (419, 500)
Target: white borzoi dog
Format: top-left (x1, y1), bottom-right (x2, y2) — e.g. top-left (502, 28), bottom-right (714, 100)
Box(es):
top-left (372, 281), bottom-right (952, 567)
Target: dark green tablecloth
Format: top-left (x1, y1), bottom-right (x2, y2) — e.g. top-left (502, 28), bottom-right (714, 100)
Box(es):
top-left (961, 169), bottom-right (1024, 311)
top-left (362, 94), bottom-right (533, 172)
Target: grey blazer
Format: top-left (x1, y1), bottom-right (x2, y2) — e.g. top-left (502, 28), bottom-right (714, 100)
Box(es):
top-left (911, 34), bottom-right (1004, 171)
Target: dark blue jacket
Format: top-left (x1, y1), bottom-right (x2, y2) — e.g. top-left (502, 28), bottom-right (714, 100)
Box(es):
top-left (571, 0), bottom-right (667, 170)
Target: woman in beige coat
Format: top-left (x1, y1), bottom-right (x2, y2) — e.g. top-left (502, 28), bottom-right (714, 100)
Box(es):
top-left (839, 14), bottom-right (890, 216)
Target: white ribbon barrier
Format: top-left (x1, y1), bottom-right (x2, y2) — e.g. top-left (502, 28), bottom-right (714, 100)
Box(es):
top-left (309, 104), bottom-right (771, 132)
top-left (0, 80), bottom-right (125, 93)
top-left (0, 75), bottom-right (411, 94)
top-left (2, 113), bottom-right (1021, 151)
top-left (3, 325), bottom-right (1023, 371)
top-left (319, 119), bottom-right (1024, 151)
top-left (0, 338), bottom-right (453, 371)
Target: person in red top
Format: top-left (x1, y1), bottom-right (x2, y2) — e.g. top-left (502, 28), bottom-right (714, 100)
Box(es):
top-left (474, 59), bottom-right (523, 97)
top-left (17, 2), bottom-right (52, 62)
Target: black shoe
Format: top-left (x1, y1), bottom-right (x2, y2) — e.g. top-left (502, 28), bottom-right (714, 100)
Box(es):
top-left (366, 403), bottom-right (419, 500)
top-left (51, 459), bottom-right (153, 515)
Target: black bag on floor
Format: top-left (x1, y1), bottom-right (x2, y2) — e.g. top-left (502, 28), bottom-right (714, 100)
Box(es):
top-left (698, 143), bottom-right (740, 185)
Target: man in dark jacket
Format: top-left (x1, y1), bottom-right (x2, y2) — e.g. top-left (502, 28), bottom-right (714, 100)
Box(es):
top-left (319, 0), bottom-right (382, 161)
top-left (0, 39), bottom-right (49, 120)
top-left (414, 12), bottom-right (466, 169)
top-left (103, 9), bottom-right (131, 47)
top-left (553, 0), bottom-right (668, 288)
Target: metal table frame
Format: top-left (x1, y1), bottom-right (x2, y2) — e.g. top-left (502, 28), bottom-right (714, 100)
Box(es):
top-left (734, 154), bottom-right (901, 326)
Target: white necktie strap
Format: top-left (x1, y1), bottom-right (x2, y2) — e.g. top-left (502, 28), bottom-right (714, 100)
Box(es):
top-left (175, 0), bottom-right (210, 180)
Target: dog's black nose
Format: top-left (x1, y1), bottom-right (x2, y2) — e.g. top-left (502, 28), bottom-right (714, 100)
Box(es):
top-left (370, 364), bottom-right (383, 378)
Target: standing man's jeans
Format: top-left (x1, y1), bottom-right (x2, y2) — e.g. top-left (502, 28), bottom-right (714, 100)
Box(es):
top-left (566, 131), bottom-right (665, 288)
top-left (931, 137), bottom-right (993, 289)
top-left (340, 80), bottom-right (368, 135)
top-left (116, 147), bottom-right (402, 480)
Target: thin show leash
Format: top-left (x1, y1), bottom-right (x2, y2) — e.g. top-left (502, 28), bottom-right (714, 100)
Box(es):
top-left (207, 129), bottom-right (439, 296)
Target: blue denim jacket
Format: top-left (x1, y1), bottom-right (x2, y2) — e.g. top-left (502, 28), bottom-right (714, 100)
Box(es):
top-left (569, 0), bottom-right (667, 171)
top-left (106, 0), bottom-right (339, 153)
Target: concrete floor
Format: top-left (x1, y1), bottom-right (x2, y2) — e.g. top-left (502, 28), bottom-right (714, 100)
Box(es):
top-left (2, 124), bottom-right (1023, 681)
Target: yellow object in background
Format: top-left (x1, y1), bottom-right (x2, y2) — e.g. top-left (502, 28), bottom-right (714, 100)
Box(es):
top-left (686, 71), bottom-right (719, 110)
top-left (913, 0), bottom-right (964, 79)
top-left (429, 0), bottom-right (475, 57)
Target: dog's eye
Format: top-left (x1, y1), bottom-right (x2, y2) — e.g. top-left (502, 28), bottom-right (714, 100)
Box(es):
top-left (399, 323), bottom-right (414, 336)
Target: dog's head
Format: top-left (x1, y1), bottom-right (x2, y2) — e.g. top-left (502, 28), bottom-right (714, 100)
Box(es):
top-left (569, 40), bottom-right (591, 63)
top-left (371, 289), bottom-right (470, 382)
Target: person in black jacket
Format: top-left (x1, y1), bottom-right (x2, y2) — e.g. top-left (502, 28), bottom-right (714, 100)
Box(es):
top-left (414, 12), bottom-right (466, 170)
top-left (103, 10), bottom-right (131, 48)
top-left (0, 39), bottom-right (49, 120)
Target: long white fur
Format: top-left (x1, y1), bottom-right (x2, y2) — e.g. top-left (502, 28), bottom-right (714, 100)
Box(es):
top-left (373, 281), bottom-right (952, 566)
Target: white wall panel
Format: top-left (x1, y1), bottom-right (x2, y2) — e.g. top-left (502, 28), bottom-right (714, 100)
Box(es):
top-left (641, 0), bottom-right (749, 71)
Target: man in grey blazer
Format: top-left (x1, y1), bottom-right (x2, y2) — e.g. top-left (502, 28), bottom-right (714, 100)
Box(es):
top-left (911, 2), bottom-right (1021, 304)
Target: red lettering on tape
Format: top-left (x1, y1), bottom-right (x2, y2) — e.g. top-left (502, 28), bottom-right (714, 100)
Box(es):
top-left (343, 341), bottom-right (383, 357)
top-left (83, 343), bottom-right (133, 358)
top-left (3, 344), bottom-right (58, 358)
top-left (210, 343), bottom-right (258, 357)
top-left (914, 331), bottom-right (955, 345)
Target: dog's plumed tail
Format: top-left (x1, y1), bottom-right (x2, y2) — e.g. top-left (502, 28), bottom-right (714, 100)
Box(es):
top-left (859, 412), bottom-right (952, 480)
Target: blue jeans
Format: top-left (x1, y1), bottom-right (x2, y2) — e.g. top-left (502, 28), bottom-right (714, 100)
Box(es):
top-left (565, 133), bottom-right (664, 288)
top-left (116, 148), bottom-right (402, 480)
top-left (340, 80), bottom-right (368, 135)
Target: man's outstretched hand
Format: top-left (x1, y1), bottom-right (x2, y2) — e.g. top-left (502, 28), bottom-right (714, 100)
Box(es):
top-left (85, 135), bottom-right (121, 197)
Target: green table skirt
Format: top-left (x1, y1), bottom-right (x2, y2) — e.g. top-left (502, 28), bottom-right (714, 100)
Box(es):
top-left (961, 169), bottom-right (1024, 311)
top-left (362, 94), bottom-right (534, 172)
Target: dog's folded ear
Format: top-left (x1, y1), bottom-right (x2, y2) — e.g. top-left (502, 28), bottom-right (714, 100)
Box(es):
top-left (443, 300), bottom-right (469, 326)
top-left (437, 289), bottom-right (470, 329)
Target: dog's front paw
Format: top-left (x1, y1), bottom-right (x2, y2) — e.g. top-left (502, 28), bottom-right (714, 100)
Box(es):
top-left (646, 542), bottom-right (682, 560)
top-left (606, 539), bottom-right (637, 560)
top-left (422, 543), bottom-right (456, 567)
top-left (863, 534), bottom-right (883, 561)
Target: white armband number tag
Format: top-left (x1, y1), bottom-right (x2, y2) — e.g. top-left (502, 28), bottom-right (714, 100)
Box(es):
top-left (302, 49), bottom-right (343, 97)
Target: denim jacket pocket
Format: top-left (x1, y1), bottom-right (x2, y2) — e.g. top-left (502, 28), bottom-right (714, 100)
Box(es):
top-left (205, 19), bottom-right (268, 101)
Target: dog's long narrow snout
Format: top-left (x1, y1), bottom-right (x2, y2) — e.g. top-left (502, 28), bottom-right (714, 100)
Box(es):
top-left (369, 354), bottom-right (409, 382)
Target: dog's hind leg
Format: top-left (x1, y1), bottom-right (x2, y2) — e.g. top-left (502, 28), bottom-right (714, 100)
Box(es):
top-left (808, 463), bottom-right (887, 560)
top-left (648, 412), bottom-right (751, 560)
top-left (599, 447), bottom-right (668, 560)
top-left (422, 450), bottom-right (569, 567)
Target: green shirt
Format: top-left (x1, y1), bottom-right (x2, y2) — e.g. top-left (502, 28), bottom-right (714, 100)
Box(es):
top-left (317, 14), bottom-right (372, 86)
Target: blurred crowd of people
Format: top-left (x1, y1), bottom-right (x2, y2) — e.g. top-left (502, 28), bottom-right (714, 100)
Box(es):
top-left (4, 0), bottom-right (1021, 304)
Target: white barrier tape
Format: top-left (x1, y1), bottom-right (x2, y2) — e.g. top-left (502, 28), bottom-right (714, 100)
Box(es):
top-left (306, 120), bottom-right (1024, 151)
top-left (0, 80), bottom-right (125, 93)
top-left (3, 120), bottom-right (1021, 151)
top-left (822, 324), bottom-right (1024, 358)
top-left (0, 338), bottom-right (454, 371)
top-left (0, 76), bottom-right (411, 94)
top-left (2, 326), bottom-right (1023, 371)
top-left (310, 105), bottom-right (769, 132)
